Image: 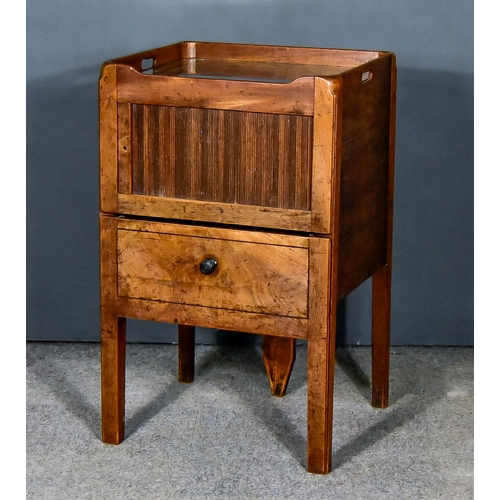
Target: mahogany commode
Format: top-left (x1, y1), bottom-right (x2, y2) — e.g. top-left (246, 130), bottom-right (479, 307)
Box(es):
top-left (99, 41), bottom-right (396, 474)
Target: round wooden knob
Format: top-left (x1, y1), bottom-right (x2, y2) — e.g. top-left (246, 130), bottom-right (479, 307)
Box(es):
top-left (200, 258), bottom-right (218, 275)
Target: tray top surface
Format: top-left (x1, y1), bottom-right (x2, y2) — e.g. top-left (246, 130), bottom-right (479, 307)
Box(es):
top-left (153, 58), bottom-right (351, 83)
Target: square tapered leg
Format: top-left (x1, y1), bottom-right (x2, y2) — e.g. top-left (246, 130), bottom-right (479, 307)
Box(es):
top-left (372, 264), bottom-right (392, 408)
top-left (101, 315), bottom-right (126, 444)
top-left (178, 325), bottom-right (195, 383)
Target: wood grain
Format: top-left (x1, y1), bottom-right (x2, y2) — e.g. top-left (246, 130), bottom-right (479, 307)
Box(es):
top-left (115, 65), bottom-right (315, 115)
top-left (120, 105), bottom-right (312, 211)
top-left (372, 264), bottom-right (391, 408)
top-left (192, 41), bottom-right (381, 67)
top-left (107, 42), bottom-right (184, 72)
top-left (116, 194), bottom-right (313, 232)
top-left (100, 315), bottom-right (126, 444)
top-left (99, 43), bottom-right (397, 475)
top-left (340, 55), bottom-right (393, 142)
top-left (155, 58), bottom-right (352, 82)
top-left (307, 326), bottom-right (335, 474)
top-left (109, 41), bottom-right (381, 73)
top-left (116, 296), bottom-right (311, 339)
top-left (115, 218), bottom-right (310, 248)
top-left (338, 129), bottom-right (389, 240)
top-left (307, 171), bottom-right (337, 475)
top-left (99, 65), bottom-right (119, 213)
top-left (337, 215), bottom-right (387, 300)
top-left (117, 103), bottom-right (132, 194)
top-left (117, 228), bottom-right (309, 318)
top-left (372, 54), bottom-right (397, 409)
top-left (310, 77), bottom-right (336, 234)
top-left (100, 215), bottom-right (126, 444)
top-left (262, 336), bottom-right (296, 397)
top-left (303, 236), bottom-right (333, 473)
top-left (178, 325), bottom-right (195, 383)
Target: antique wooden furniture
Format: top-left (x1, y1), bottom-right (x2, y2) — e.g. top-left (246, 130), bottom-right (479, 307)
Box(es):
top-left (99, 41), bottom-right (396, 474)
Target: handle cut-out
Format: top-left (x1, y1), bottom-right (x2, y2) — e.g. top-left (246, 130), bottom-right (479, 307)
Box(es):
top-left (361, 71), bottom-right (373, 83)
top-left (141, 58), bottom-right (155, 74)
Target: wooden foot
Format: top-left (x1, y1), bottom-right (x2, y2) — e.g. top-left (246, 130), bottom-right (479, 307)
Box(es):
top-left (178, 325), bottom-right (195, 383)
top-left (262, 335), bottom-right (296, 397)
top-left (101, 315), bottom-right (126, 444)
top-left (372, 264), bottom-right (391, 408)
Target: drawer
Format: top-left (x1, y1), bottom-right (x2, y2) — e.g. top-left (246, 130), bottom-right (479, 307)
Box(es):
top-left (116, 220), bottom-right (312, 319)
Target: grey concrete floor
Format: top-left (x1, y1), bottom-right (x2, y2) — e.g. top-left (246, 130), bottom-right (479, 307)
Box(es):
top-left (26, 342), bottom-right (473, 499)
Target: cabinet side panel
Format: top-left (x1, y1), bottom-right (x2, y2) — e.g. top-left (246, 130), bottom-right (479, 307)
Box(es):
top-left (339, 129), bottom-right (389, 238)
top-left (340, 56), bottom-right (392, 142)
top-left (337, 55), bottom-right (394, 294)
top-left (338, 55), bottom-right (393, 252)
top-left (337, 215), bottom-right (387, 299)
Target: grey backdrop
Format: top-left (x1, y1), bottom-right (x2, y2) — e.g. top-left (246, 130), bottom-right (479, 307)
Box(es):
top-left (26, 0), bottom-right (473, 345)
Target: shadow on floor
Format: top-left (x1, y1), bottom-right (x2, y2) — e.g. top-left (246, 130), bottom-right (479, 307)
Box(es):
top-left (27, 342), bottom-right (454, 472)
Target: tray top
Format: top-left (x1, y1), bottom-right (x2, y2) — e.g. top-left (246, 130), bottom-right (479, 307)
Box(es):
top-left (108, 41), bottom-right (385, 84)
top-left (153, 59), bottom-right (352, 83)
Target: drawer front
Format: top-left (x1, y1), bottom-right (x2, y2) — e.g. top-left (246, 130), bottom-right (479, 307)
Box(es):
top-left (117, 225), bottom-right (310, 318)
